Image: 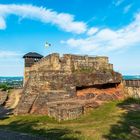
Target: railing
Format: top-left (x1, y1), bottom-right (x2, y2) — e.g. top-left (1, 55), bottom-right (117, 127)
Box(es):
top-left (124, 80), bottom-right (140, 87)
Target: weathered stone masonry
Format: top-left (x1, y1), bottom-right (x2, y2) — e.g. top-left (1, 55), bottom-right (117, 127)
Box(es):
top-left (15, 53), bottom-right (123, 121)
top-left (124, 80), bottom-right (140, 99)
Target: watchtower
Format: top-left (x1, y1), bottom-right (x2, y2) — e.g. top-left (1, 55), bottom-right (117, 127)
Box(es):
top-left (23, 52), bottom-right (43, 85)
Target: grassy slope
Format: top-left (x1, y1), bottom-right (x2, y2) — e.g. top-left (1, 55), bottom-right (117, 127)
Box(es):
top-left (0, 99), bottom-right (140, 140)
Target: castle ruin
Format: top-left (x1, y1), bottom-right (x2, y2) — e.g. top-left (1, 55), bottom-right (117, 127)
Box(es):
top-left (15, 52), bottom-right (124, 121)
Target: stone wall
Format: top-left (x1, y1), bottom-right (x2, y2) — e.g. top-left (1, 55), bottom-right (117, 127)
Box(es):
top-left (123, 79), bottom-right (140, 98)
top-left (15, 53), bottom-right (123, 120)
top-left (24, 53), bottom-right (114, 84)
top-left (124, 80), bottom-right (140, 99)
top-left (15, 69), bottom-right (122, 115)
top-left (125, 87), bottom-right (140, 99)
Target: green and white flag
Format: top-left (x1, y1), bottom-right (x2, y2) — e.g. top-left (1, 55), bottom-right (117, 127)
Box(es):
top-left (45, 42), bottom-right (51, 48)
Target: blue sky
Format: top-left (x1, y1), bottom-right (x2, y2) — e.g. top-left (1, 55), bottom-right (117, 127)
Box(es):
top-left (0, 0), bottom-right (140, 76)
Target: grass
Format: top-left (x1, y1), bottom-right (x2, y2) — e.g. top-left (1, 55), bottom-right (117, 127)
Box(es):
top-left (0, 99), bottom-right (140, 140)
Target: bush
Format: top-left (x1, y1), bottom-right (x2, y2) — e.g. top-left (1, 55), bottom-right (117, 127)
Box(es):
top-left (0, 83), bottom-right (12, 91)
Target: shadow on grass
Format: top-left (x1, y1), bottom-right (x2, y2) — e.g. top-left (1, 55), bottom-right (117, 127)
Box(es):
top-left (0, 104), bottom-right (81, 139)
top-left (104, 98), bottom-right (140, 140)
top-left (0, 106), bottom-right (13, 120)
top-left (0, 119), bottom-right (80, 140)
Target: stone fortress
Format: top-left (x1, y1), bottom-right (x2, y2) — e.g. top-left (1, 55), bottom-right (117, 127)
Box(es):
top-left (15, 52), bottom-right (124, 121)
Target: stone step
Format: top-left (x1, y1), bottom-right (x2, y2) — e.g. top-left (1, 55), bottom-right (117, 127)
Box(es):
top-left (47, 101), bottom-right (84, 121)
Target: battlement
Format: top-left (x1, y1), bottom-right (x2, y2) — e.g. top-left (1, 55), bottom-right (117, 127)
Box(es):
top-left (23, 53), bottom-right (113, 84)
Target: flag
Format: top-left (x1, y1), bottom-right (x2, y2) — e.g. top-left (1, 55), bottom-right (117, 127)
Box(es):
top-left (45, 42), bottom-right (51, 48)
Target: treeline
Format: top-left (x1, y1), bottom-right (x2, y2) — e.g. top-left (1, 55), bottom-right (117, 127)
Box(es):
top-left (0, 83), bottom-right (12, 91)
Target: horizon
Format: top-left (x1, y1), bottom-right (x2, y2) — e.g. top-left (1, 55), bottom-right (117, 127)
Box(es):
top-left (0, 0), bottom-right (140, 76)
top-left (1, 75), bottom-right (140, 77)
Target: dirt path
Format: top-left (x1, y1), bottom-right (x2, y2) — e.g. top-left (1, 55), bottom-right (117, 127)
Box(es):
top-left (4, 89), bottom-right (22, 109)
top-left (0, 90), bottom-right (47, 139)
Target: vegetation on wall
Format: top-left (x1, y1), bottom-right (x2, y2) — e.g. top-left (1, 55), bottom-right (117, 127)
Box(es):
top-left (73, 67), bottom-right (94, 73)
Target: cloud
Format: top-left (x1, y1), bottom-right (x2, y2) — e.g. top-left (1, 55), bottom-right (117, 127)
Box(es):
top-left (113, 0), bottom-right (124, 6)
top-left (123, 4), bottom-right (132, 13)
top-left (0, 51), bottom-right (23, 76)
top-left (0, 51), bottom-right (22, 58)
top-left (87, 27), bottom-right (99, 36)
top-left (0, 4), bottom-right (87, 34)
top-left (0, 16), bottom-right (6, 29)
top-left (62, 12), bottom-right (140, 53)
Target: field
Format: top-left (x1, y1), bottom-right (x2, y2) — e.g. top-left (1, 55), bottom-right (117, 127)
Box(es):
top-left (0, 98), bottom-right (140, 140)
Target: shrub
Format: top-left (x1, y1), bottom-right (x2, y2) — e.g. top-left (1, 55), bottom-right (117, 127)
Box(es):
top-left (0, 83), bottom-right (12, 91)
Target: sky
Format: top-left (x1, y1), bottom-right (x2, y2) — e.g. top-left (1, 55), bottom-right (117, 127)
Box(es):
top-left (0, 0), bottom-right (140, 76)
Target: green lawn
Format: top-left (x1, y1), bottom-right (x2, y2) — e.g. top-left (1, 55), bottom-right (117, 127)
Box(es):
top-left (0, 99), bottom-right (140, 140)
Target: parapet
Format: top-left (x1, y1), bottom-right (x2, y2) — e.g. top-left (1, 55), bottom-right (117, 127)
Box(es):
top-left (28, 53), bottom-right (113, 73)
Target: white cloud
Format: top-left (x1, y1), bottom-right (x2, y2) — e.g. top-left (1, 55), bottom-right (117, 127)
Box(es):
top-left (113, 0), bottom-right (124, 6)
top-left (0, 4), bottom-right (87, 34)
top-left (87, 27), bottom-right (98, 36)
top-left (0, 51), bottom-right (22, 58)
top-left (62, 12), bottom-right (140, 53)
top-left (0, 16), bottom-right (6, 29)
top-left (123, 4), bottom-right (132, 13)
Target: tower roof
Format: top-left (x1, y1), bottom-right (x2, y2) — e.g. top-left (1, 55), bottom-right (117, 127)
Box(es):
top-left (23, 52), bottom-right (43, 58)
